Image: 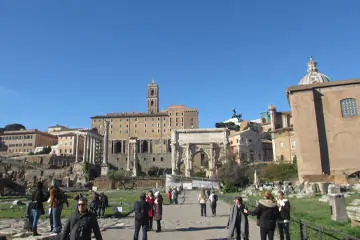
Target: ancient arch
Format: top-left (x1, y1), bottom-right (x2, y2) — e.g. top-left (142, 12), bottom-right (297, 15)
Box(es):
top-left (171, 128), bottom-right (230, 177)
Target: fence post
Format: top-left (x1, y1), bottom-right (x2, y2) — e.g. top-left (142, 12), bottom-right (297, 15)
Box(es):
top-left (303, 222), bottom-right (308, 240)
top-left (300, 221), bottom-right (304, 240)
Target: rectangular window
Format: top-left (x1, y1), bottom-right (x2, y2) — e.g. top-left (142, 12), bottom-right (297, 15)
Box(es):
top-left (291, 140), bottom-right (296, 149)
top-left (279, 142), bottom-right (284, 148)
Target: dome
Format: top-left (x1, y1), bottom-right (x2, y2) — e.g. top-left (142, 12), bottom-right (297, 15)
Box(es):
top-left (299, 56), bottom-right (330, 85)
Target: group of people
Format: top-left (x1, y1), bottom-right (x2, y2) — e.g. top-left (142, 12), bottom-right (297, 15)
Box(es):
top-left (226, 190), bottom-right (290, 240)
top-left (166, 185), bottom-right (181, 204)
top-left (89, 192), bottom-right (109, 218)
top-left (133, 190), bottom-right (164, 240)
top-left (198, 189), bottom-right (219, 217)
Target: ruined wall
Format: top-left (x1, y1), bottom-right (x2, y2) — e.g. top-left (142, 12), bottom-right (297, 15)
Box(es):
top-left (93, 177), bottom-right (165, 190)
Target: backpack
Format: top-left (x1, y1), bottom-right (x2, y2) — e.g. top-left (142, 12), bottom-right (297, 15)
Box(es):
top-left (55, 189), bottom-right (66, 206)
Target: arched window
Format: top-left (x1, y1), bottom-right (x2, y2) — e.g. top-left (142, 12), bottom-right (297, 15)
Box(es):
top-left (151, 100), bottom-right (154, 106)
top-left (340, 98), bottom-right (359, 117)
top-left (151, 89), bottom-right (154, 96)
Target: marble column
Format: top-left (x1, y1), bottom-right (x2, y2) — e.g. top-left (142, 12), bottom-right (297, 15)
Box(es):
top-left (89, 137), bottom-right (93, 164)
top-left (82, 135), bottom-right (87, 162)
top-left (92, 138), bottom-right (96, 164)
top-left (132, 142), bottom-right (137, 176)
top-left (185, 144), bottom-right (190, 177)
top-left (102, 121), bottom-right (109, 165)
top-left (171, 143), bottom-right (177, 175)
top-left (75, 134), bottom-right (79, 163)
top-left (126, 141), bottom-right (130, 170)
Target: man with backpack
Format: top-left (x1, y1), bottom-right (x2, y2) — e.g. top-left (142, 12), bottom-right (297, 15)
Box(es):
top-left (98, 193), bottom-right (108, 218)
top-left (133, 193), bottom-right (150, 240)
top-left (50, 184), bottom-right (68, 234)
top-left (209, 191), bottom-right (218, 216)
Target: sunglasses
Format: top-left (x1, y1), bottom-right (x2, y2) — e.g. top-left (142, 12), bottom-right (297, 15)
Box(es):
top-left (78, 203), bottom-right (86, 206)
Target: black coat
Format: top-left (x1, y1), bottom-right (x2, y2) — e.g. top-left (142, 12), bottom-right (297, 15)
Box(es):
top-left (61, 210), bottom-right (102, 240)
top-left (278, 199), bottom-right (290, 221)
top-left (134, 199), bottom-right (150, 225)
top-left (250, 199), bottom-right (279, 230)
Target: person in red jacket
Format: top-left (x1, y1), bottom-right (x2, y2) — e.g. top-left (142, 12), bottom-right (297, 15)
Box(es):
top-left (167, 190), bottom-right (172, 204)
top-left (146, 190), bottom-right (155, 231)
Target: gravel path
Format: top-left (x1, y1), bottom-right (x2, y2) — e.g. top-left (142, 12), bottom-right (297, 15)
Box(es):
top-left (102, 190), bottom-right (261, 240)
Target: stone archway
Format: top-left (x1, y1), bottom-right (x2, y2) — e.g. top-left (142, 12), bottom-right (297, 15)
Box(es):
top-left (171, 128), bottom-right (230, 178)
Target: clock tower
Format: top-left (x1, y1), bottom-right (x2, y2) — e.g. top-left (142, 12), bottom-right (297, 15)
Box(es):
top-left (147, 79), bottom-right (159, 113)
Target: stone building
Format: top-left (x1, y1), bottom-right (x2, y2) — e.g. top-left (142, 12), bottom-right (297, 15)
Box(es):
top-left (0, 129), bottom-right (58, 154)
top-left (49, 128), bottom-right (103, 164)
top-left (268, 105), bottom-right (296, 163)
top-left (287, 57), bottom-right (360, 180)
top-left (90, 80), bottom-right (199, 174)
top-left (229, 129), bottom-right (265, 163)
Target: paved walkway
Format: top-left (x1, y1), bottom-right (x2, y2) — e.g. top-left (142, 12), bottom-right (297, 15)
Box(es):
top-left (102, 190), bottom-right (261, 239)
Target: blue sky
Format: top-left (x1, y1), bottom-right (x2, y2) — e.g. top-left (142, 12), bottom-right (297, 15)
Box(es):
top-left (1, 1), bottom-right (359, 131)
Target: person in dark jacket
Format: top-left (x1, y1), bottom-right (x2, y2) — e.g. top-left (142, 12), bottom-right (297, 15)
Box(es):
top-left (226, 197), bottom-right (249, 240)
top-left (31, 182), bottom-right (46, 236)
top-left (244, 190), bottom-right (279, 240)
top-left (153, 191), bottom-right (163, 233)
top-left (61, 197), bottom-right (102, 240)
top-left (277, 191), bottom-right (290, 240)
top-left (133, 193), bottom-right (150, 240)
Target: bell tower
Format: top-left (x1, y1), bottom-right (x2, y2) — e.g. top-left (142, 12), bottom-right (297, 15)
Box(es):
top-left (147, 79), bottom-right (159, 113)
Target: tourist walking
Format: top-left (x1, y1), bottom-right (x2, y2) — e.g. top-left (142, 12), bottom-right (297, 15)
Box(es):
top-left (171, 187), bottom-right (178, 205)
top-left (134, 193), bottom-right (150, 240)
top-left (153, 191), bottom-right (163, 232)
top-left (167, 190), bottom-right (172, 204)
top-left (50, 184), bottom-right (68, 234)
top-left (146, 191), bottom-right (155, 231)
top-left (98, 192), bottom-right (108, 218)
top-left (89, 192), bottom-right (100, 215)
top-left (226, 197), bottom-right (249, 240)
top-left (61, 197), bottom-right (102, 240)
top-left (209, 191), bottom-right (218, 216)
top-left (244, 190), bottom-right (279, 240)
top-left (198, 189), bottom-right (208, 217)
top-left (277, 191), bottom-right (290, 240)
top-left (31, 182), bottom-right (46, 236)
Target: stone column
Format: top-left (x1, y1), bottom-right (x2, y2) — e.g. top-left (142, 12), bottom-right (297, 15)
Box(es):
top-left (89, 137), bottom-right (93, 164)
top-left (126, 141), bottom-right (130, 170)
top-left (82, 135), bottom-right (87, 162)
top-left (75, 134), bottom-right (79, 163)
top-left (102, 121), bottom-right (109, 165)
top-left (92, 138), bottom-right (96, 164)
top-left (148, 141), bottom-right (151, 153)
top-left (132, 142), bottom-right (138, 176)
top-left (185, 144), bottom-right (190, 177)
top-left (171, 143), bottom-right (177, 175)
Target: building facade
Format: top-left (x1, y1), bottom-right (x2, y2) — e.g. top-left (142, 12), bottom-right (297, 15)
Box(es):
top-left (90, 80), bottom-right (199, 173)
top-left (0, 129), bottom-right (58, 154)
top-left (287, 59), bottom-right (360, 180)
top-left (268, 105), bottom-right (296, 162)
top-left (229, 129), bottom-right (266, 163)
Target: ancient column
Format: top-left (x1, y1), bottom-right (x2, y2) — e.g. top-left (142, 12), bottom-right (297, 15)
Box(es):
top-left (89, 136), bottom-right (93, 164)
top-left (185, 144), bottom-right (190, 177)
top-left (126, 141), bottom-right (130, 170)
top-left (102, 121), bottom-right (109, 165)
top-left (92, 138), bottom-right (96, 164)
top-left (171, 143), bottom-right (177, 175)
top-left (132, 142), bottom-right (138, 176)
top-left (75, 134), bottom-right (79, 163)
top-left (82, 135), bottom-right (87, 162)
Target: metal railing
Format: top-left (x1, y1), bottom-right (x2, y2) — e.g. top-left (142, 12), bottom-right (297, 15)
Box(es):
top-left (290, 217), bottom-right (360, 240)
top-left (218, 194), bottom-right (360, 240)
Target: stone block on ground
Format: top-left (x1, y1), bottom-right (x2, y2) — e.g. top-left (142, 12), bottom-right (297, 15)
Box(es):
top-left (328, 193), bottom-right (348, 222)
top-left (318, 182), bottom-right (330, 194)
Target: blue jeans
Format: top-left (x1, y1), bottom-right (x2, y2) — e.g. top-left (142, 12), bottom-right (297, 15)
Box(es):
top-left (98, 207), bottom-right (105, 217)
top-left (52, 206), bottom-right (63, 233)
top-left (31, 209), bottom-right (41, 231)
top-left (134, 223), bottom-right (147, 240)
